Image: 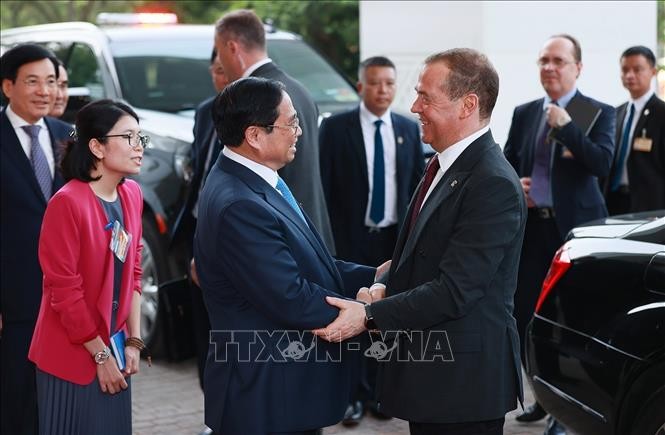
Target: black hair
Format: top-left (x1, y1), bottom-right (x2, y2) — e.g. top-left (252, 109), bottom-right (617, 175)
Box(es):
top-left (621, 45), bottom-right (656, 67)
top-left (212, 77), bottom-right (284, 147)
top-left (210, 48), bottom-right (217, 65)
top-left (60, 99), bottom-right (139, 182)
top-left (0, 43), bottom-right (60, 83)
top-left (358, 56), bottom-right (396, 81)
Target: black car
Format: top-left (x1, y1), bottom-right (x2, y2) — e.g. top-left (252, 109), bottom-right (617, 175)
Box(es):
top-left (527, 211), bottom-right (665, 435)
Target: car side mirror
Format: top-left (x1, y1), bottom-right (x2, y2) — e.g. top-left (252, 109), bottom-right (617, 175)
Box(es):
top-left (644, 252), bottom-right (665, 295)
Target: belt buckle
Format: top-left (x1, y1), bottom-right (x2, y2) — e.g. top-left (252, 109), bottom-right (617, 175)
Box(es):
top-left (539, 208), bottom-right (553, 219)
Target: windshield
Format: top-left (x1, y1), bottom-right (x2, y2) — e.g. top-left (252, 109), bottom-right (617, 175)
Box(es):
top-left (109, 33), bottom-right (357, 113)
top-left (110, 38), bottom-right (214, 113)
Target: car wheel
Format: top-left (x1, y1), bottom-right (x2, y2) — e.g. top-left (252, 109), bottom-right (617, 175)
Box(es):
top-left (140, 214), bottom-right (167, 357)
top-left (631, 387), bottom-right (665, 435)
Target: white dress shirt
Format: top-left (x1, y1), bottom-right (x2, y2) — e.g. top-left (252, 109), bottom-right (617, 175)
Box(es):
top-left (242, 58), bottom-right (274, 78)
top-left (5, 104), bottom-right (56, 177)
top-left (222, 146), bottom-right (279, 189)
top-left (359, 102), bottom-right (397, 227)
top-left (618, 90), bottom-right (654, 186)
top-left (421, 125), bottom-right (490, 210)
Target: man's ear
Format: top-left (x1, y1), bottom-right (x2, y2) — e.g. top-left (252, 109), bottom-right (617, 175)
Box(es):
top-left (460, 93), bottom-right (479, 119)
top-left (356, 81), bottom-right (363, 94)
top-left (244, 125), bottom-right (263, 150)
top-left (2, 79), bottom-right (14, 101)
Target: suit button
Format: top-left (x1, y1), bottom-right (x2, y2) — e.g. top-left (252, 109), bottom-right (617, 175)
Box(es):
top-left (418, 249), bottom-right (425, 257)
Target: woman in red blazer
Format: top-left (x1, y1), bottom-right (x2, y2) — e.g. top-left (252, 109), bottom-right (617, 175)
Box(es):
top-left (29, 99), bottom-right (147, 435)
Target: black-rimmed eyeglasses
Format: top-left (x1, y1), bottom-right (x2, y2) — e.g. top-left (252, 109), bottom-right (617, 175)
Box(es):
top-left (100, 133), bottom-right (150, 149)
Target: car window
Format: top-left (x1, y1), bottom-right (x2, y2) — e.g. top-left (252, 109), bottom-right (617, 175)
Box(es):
top-left (269, 39), bottom-right (358, 105)
top-left (68, 43), bottom-right (106, 100)
top-left (110, 38), bottom-right (214, 113)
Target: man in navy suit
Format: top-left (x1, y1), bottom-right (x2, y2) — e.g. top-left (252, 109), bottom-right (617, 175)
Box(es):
top-left (194, 77), bottom-right (378, 434)
top-left (604, 45), bottom-right (665, 214)
top-left (214, 9), bottom-right (335, 253)
top-left (504, 34), bottom-right (615, 435)
top-left (314, 48), bottom-right (526, 435)
top-left (1, 44), bottom-right (72, 435)
top-left (319, 56), bottom-right (423, 424)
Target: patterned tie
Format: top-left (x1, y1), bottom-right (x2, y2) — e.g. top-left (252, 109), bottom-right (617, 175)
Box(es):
top-left (21, 125), bottom-right (52, 200)
top-left (408, 155), bottom-right (440, 233)
top-left (276, 177), bottom-right (307, 223)
top-left (610, 103), bottom-right (635, 192)
top-left (369, 119), bottom-right (385, 225)
top-left (529, 101), bottom-right (557, 206)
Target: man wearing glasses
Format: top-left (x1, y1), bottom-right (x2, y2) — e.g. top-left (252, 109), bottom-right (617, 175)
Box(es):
top-left (194, 77), bottom-right (378, 435)
top-left (503, 34), bottom-right (615, 435)
top-left (0, 43), bottom-right (73, 435)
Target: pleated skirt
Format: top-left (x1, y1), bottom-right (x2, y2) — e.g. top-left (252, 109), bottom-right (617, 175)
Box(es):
top-left (36, 368), bottom-right (132, 435)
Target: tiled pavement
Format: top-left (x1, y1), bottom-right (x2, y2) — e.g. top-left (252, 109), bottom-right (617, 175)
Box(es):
top-left (133, 358), bottom-right (555, 435)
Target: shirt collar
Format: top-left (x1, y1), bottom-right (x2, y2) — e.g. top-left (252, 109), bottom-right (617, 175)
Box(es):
top-left (359, 101), bottom-right (393, 129)
top-left (242, 58), bottom-right (273, 78)
top-left (5, 104), bottom-right (47, 130)
top-left (629, 90), bottom-right (654, 115)
top-left (222, 146), bottom-right (279, 188)
top-left (543, 87), bottom-right (577, 110)
top-left (436, 125), bottom-right (490, 174)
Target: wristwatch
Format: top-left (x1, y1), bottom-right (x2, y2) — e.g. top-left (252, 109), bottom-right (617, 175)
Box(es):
top-left (364, 304), bottom-right (378, 331)
top-left (93, 346), bottom-right (111, 365)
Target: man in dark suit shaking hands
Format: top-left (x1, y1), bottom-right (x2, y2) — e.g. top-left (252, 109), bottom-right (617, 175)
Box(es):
top-left (319, 55), bottom-right (423, 424)
top-left (504, 34), bottom-right (615, 435)
top-left (605, 45), bottom-right (665, 214)
top-left (194, 77), bottom-right (378, 435)
top-left (314, 49), bottom-right (527, 435)
top-left (213, 9), bottom-right (335, 252)
top-left (1, 44), bottom-right (72, 435)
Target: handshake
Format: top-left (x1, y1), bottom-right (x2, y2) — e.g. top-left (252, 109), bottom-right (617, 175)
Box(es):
top-left (312, 260), bottom-right (390, 343)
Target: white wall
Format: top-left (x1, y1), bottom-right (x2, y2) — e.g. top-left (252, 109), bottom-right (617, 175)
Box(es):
top-left (360, 1), bottom-right (657, 146)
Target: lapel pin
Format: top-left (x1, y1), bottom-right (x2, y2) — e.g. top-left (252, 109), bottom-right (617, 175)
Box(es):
top-left (644, 109), bottom-right (650, 116)
top-left (450, 179), bottom-right (458, 188)
top-left (397, 136), bottom-right (404, 145)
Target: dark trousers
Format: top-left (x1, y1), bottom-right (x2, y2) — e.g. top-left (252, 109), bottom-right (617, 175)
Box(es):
top-left (191, 280), bottom-right (211, 391)
top-left (514, 212), bottom-right (562, 367)
top-left (409, 417), bottom-right (504, 435)
top-left (1, 321), bottom-right (39, 435)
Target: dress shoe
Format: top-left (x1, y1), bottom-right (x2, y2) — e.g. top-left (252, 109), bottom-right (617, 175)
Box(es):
top-left (544, 417), bottom-right (566, 435)
top-left (366, 400), bottom-right (392, 420)
top-left (341, 400), bottom-right (364, 426)
top-left (515, 402), bottom-right (547, 422)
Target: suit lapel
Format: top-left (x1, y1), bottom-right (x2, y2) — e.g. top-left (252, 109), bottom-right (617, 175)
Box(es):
top-left (220, 156), bottom-right (342, 286)
top-left (394, 132), bottom-right (494, 271)
top-left (1, 111), bottom-right (48, 204)
top-left (348, 108), bottom-right (369, 189)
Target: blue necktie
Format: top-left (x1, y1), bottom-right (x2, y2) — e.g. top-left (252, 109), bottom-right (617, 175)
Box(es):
top-left (21, 125), bottom-right (52, 200)
top-left (610, 103), bottom-right (635, 192)
top-left (369, 119), bottom-right (385, 225)
top-left (276, 177), bottom-right (306, 223)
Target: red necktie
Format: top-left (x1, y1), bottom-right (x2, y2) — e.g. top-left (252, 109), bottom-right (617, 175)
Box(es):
top-left (408, 156), bottom-right (440, 233)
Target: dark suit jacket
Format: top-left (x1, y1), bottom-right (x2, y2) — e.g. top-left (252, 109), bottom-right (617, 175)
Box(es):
top-left (170, 96), bottom-right (219, 247)
top-left (193, 155), bottom-right (375, 434)
top-left (251, 61), bottom-right (335, 253)
top-left (370, 131), bottom-right (527, 423)
top-left (1, 108), bottom-right (72, 323)
top-left (319, 107), bottom-right (424, 262)
top-left (607, 94), bottom-right (665, 212)
top-left (504, 91), bottom-right (616, 236)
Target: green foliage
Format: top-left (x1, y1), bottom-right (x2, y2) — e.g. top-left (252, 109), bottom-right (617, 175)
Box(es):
top-left (1, 0), bottom-right (360, 81)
